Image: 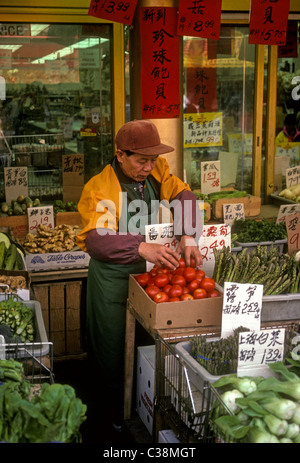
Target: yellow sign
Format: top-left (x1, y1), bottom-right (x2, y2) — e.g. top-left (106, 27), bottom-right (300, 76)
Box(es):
top-left (184, 112), bottom-right (223, 147)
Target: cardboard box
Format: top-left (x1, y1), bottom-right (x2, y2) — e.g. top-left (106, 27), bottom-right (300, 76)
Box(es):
top-left (212, 194), bottom-right (261, 219)
top-left (0, 215), bottom-right (28, 238)
top-left (55, 212), bottom-right (82, 227)
top-left (25, 250), bottom-right (90, 272)
top-left (128, 275), bottom-right (223, 330)
top-left (136, 345), bottom-right (155, 435)
top-left (0, 270), bottom-right (30, 301)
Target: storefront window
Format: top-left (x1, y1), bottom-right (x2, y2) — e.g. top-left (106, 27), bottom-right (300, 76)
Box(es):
top-left (0, 23), bottom-right (112, 202)
top-left (275, 20), bottom-right (300, 193)
top-left (183, 26), bottom-right (256, 194)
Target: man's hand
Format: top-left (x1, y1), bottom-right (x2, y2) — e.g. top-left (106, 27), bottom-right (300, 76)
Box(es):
top-left (176, 235), bottom-right (203, 267)
top-left (138, 242), bottom-right (181, 270)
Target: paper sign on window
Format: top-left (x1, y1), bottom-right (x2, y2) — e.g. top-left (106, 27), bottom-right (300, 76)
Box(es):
top-left (4, 166), bottom-right (28, 204)
top-left (145, 223), bottom-right (179, 271)
top-left (140, 7), bottom-right (180, 119)
top-left (27, 205), bottom-right (54, 234)
top-left (184, 113), bottom-right (222, 147)
top-left (63, 154), bottom-right (84, 202)
top-left (237, 328), bottom-right (285, 378)
top-left (177, 0), bottom-right (222, 40)
top-left (88, 0), bottom-right (138, 25)
top-left (248, 0), bottom-right (290, 46)
top-left (221, 282), bottom-right (263, 339)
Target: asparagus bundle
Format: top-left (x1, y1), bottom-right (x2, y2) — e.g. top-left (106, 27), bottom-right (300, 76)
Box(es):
top-left (213, 246), bottom-right (300, 295)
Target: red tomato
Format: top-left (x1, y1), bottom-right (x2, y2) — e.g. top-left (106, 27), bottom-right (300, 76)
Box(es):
top-left (169, 284), bottom-right (183, 298)
top-left (154, 274), bottom-right (170, 288)
top-left (153, 291), bottom-right (169, 303)
top-left (156, 267), bottom-right (169, 274)
top-left (149, 268), bottom-right (157, 277)
top-left (145, 285), bottom-right (160, 299)
top-left (193, 288), bottom-right (207, 299)
top-left (181, 293), bottom-right (194, 301)
top-left (183, 267), bottom-right (196, 282)
top-left (207, 289), bottom-right (220, 298)
top-left (195, 269), bottom-right (205, 281)
top-left (168, 273), bottom-right (173, 283)
top-left (190, 256), bottom-right (196, 268)
top-left (135, 273), bottom-right (150, 287)
top-left (187, 279), bottom-right (200, 292)
top-left (163, 284), bottom-right (172, 295)
top-left (169, 297), bottom-right (180, 302)
top-left (173, 267), bottom-right (185, 276)
top-left (200, 277), bottom-right (215, 292)
top-left (182, 286), bottom-right (190, 295)
top-left (147, 277), bottom-right (156, 286)
top-left (177, 257), bottom-right (186, 268)
top-left (171, 275), bottom-right (186, 287)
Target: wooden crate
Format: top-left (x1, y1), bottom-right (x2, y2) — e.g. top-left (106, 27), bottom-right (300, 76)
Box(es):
top-left (31, 280), bottom-right (83, 357)
top-left (55, 212), bottom-right (82, 227)
top-left (212, 194), bottom-right (261, 219)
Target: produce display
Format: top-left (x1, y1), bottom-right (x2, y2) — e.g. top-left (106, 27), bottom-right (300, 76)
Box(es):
top-left (231, 218), bottom-right (287, 243)
top-left (194, 189), bottom-right (248, 203)
top-left (0, 232), bottom-right (25, 272)
top-left (0, 298), bottom-right (35, 342)
top-left (0, 359), bottom-right (87, 443)
top-left (213, 245), bottom-right (300, 295)
top-left (22, 223), bottom-right (79, 253)
top-left (210, 360), bottom-right (300, 443)
top-left (278, 183), bottom-right (300, 202)
top-left (53, 199), bottom-right (78, 214)
top-left (189, 327), bottom-right (297, 376)
top-left (0, 195), bottom-right (40, 217)
top-left (135, 257), bottom-right (220, 303)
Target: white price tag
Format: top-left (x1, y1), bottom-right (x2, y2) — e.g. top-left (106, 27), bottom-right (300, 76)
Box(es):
top-left (237, 328), bottom-right (285, 378)
top-left (221, 282), bottom-right (263, 338)
top-left (27, 205), bottom-right (55, 234)
top-left (198, 223), bottom-right (231, 277)
top-left (145, 223), bottom-right (179, 271)
top-left (223, 203), bottom-right (245, 225)
top-left (4, 166), bottom-right (28, 203)
top-left (200, 160), bottom-right (221, 194)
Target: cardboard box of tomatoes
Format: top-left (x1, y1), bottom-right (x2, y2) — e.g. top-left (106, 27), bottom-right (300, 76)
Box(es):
top-left (128, 262), bottom-right (223, 330)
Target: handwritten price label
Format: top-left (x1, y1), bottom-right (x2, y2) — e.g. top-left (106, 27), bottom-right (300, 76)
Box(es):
top-left (177, 0), bottom-right (221, 40)
top-left (27, 206), bottom-right (54, 234)
top-left (88, 0), bottom-right (138, 25)
top-left (198, 223), bottom-right (230, 277)
top-left (286, 211), bottom-right (300, 255)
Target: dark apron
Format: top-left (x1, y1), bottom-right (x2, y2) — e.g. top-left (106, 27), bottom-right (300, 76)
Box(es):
top-left (86, 177), bottom-right (158, 392)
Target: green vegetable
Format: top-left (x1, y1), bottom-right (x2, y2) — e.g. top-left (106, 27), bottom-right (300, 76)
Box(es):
top-left (213, 374), bottom-right (258, 396)
top-left (259, 396), bottom-right (297, 420)
top-left (247, 425), bottom-right (280, 443)
top-left (285, 422), bottom-right (300, 439)
top-left (258, 376), bottom-right (300, 401)
top-left (263, 414), bottom-right (288, 436)
top-left (4, 243), bottom-right (17, 271)
top-left (232, 218), bottom-right (287, 243)
top-left (220, 389), bottom-right (244, 414)
top-left (0, 232), bottom-right (11, 250)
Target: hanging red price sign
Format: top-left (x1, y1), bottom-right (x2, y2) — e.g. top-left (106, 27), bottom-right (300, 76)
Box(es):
top-left (88, 0), bottom-right (138, 25)
top-left (177, 0), bottom-right (222, 40)
top-left (248, 0), bottom-right (290, 46)
top-left (140, 7), bottom-right (180, 119)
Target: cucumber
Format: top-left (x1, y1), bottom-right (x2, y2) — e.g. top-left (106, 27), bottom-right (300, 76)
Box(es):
top-left (0, 241), bottom-right (7, 268)
top-left (4, 243), bottom-right (17, 271)
top-left (0, 232), bottom-right (11, 249)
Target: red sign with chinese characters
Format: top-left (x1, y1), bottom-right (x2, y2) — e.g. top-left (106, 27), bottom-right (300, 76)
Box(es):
top-left (140, 7), bottom-right (180, 119)
top-left (177, 0), bottom-right (222, 40)
top-left (248, 0), bottom-right (290, 46)
top-left (88, 0), bottom-right (138, 25)
top-left (278, 20), bottom-right (298, 58)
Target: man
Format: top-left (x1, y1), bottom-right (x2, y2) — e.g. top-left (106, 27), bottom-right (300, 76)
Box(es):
top-left (76, 119), bottom-right (203, 431)
top-left (275, 113), bottom-right (300, 144)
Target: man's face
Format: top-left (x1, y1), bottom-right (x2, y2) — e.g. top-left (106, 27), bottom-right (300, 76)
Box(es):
top-left (116, 151), bottom-right (159, 182)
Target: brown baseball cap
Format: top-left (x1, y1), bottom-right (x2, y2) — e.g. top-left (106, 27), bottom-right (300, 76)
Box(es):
top-left (115, 120), bottom-right (174, 155)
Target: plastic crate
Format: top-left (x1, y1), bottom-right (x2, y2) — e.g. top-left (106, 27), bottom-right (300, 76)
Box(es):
top-left (235, 239), bottom-right (287, 254)
top-left (155, 335), bottom-right (217, 442)
top-left (0, 299), bottom-right (49, 358)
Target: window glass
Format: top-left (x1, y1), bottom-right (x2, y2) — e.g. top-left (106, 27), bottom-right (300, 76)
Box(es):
top-left (0, 23), bottom-right (112, 202)
top-left (183, 26), bottom-right (255, 194)
top-left (275, 20), bottom-right (300, 194)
